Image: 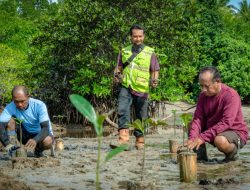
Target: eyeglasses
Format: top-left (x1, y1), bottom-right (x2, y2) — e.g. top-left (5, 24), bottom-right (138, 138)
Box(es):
top-left (199, 82), bottom-right (214, 90)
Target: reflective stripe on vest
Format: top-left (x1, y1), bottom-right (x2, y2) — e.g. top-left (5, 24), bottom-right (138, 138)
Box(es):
top-left (121, 45), bottom-right (154, 93)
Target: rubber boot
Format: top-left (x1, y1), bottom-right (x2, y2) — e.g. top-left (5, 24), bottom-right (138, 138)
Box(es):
top-left (223, 145), bottom-right (238, 163)
top-left (135, 137), bottom-right (144, 150)
top-left (194, 143), bottom-right (208, 162)
top-left (110, 128), bottom-right (130, 150)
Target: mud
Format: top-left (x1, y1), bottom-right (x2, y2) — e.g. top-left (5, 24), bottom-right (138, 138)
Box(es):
top-left (11, 157), bottom-right (60, 169)
top-left (0, 171), bottom-right (33, 190)
top-left (0, 130), bottom-right (250, 190)
top-left (0, 102), bottom-right (249, 190)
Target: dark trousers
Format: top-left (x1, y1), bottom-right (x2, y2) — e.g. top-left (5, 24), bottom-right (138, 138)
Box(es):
top-left (16, 125), bottom-right (37, 145)
top-left (16, 126), bottom-right (44, 151)
top-left (118, 87), bottom-right (148, 137)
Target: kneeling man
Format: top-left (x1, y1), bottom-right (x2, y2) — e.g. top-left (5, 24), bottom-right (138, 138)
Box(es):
top-left (187, 66), bottom-right (248, 162)
top-left (0, 86), bottom-right (53, 157)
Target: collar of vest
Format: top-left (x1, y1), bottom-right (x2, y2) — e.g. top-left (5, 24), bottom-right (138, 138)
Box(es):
top-left (132, 44), bottom-right (145, 53)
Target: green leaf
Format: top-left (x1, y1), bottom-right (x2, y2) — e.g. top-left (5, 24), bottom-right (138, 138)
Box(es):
top-left (127, 119), bottom-right (144, 133)
top-left (13, 118), bottom-right (24, 124)
top-left (180, 113), bottom-right (193, 129)
top-left (69, 94), bottom-right (99, 134)
top-left (147, 118), bottom-right (167, 126)
top-left (171, 109), bottom-right (177, 114)
top-left (105, 144), bottom-right (128, 162)
top-left (96, 115), bottom-right (105, 136)
top-left (155, 120), bottom-right (167, 126)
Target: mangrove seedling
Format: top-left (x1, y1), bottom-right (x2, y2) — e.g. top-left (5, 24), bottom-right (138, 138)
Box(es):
top-left (171, 109), bottom-right (177, 137)
top-left (53, 115), bottom-right (66, 152)
top-left (53, 115), bottom-right (66, 137)
top-left (70, 94), bottom-right (128, 190)
top-left (179, 114), bottom-right (196, 183)
top-left (128, 118), bottom-right (166, 181)
top-left (13, 118), bottom-right (25, 157)
top-left (13, 118), bottom-right (24, 147)
top-left (179, 113), bottom-right (193, 146)
top-left (168, 109), bottom-right (179, 153)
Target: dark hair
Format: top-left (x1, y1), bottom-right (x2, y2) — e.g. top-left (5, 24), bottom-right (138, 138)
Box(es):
top-left (129, 24), bottom-right (145, 36)
top-left (12, 85), bottom-right (30, 97)
top-left (199, 66), bottom-right (221, 81)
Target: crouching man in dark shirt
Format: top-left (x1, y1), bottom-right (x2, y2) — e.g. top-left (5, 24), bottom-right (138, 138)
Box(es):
top-left (187, 66), bottom-right (248, 162)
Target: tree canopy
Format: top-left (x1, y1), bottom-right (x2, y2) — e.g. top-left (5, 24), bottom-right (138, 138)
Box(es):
top-left (0, 0), bottom-right (249, 120)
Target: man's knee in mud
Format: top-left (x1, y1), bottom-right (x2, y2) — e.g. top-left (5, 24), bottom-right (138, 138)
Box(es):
top-left (42, 136), bottom-right (53, 150)
top-left (214, 135), bottom-right (231, 152)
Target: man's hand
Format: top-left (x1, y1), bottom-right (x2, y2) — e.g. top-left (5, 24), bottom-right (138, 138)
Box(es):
top-left (114, 72), bottom-right (121, 83)
top-left (25, 139), bottom-right (37, 150)
top-left (151, 79), bottom-right (158, 88)
top-left (187, 138), bottom-right (204, 150)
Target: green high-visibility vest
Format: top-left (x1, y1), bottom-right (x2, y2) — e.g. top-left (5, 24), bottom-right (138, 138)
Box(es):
top-left (121, 45), bottom-right (154, 93)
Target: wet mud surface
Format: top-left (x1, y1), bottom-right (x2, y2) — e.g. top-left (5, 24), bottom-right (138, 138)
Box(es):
top-left (0, 171), bottom-right (33, 190)
top-left (0, 103), bottom-right (249, 190)
top-left (0, 129), bottom-right (250, 190)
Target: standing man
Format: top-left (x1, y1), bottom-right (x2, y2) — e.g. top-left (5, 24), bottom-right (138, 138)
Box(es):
top-left (0, 85), bottom-right (53, 157)
top-left (187, 66), bottom-right (248, 162)
top-left (111, 24), bottom-right (160, 150)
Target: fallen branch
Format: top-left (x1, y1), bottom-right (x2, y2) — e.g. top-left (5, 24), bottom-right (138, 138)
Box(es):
top-left (102, 109), bottom-right (118, 129)
top-left (105, 116), bottom-right (118, 129)
top-left (181, 105), bottom-right (196, 111)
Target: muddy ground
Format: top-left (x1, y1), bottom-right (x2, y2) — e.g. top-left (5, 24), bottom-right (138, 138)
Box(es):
top-left (0, 102), bottom-right (250, 190)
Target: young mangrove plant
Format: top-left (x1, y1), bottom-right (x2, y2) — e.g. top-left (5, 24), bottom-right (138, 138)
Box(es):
top-left (169, 109), bottom-right (179, 153)
top-left (53, 114), bottom-right (66, 137)
top-left (69, 94), bottom-right (128, 190)
top-left (179, 113), bottom-right (193, 146)
top-left (128, 118), bottom-right (166, 181)
top-left (179, 113), bottom-right (196, 183)
top-left (171, 109), bottom-right (177, 137)
top-left (53, 115), bottom-right (66, 151)
top-left (13, 118), bottom-right (25, 157)
top-left (14, 118), bottom-right (23, 143)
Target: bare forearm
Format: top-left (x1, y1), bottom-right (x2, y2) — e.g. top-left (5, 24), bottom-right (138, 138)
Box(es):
top-left (151, 71), bottom-right (159, 80)
top-left (150, 71), bottom-right (159, 87)
top-left (114, 66), bottom-right (123, 74)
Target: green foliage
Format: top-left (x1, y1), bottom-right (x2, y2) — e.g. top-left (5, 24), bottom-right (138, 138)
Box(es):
top-left (0, 0), bottom-right (54, 105)
top-left (239, 0), bottom-right (250, 22)
top-left (180, 113), bottom-right (193, 145)
top-left (171, 109), bottom-right (177, 137)
top-left (180, 113), bottom-right (192, 129)
top-left (128, 118), bottom-right (166, 135)
top-left (0, 44), bottom-right (30, 103)
top-left (0, 0), bottom-right (250, 119)
top-left (0, 1), bottom-right (38, 52)
top-left (29, 0), bottom-right (203, 107)
top-left (27, 0), bottom-right (250, 113)
top-left (13, 117), bottom-right (24, 148)
top-left (214, 35), bottom-right (250, 99)
top-left (13, 118), bottom-right (24, 125)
